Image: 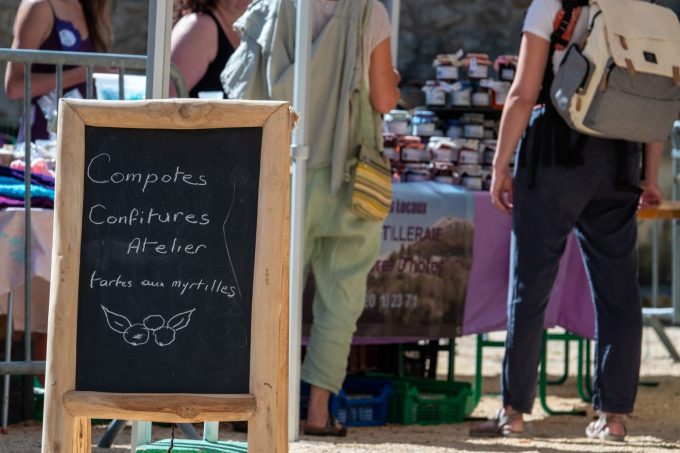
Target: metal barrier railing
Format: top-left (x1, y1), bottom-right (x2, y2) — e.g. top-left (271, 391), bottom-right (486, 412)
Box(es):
top-left (0, 48), bottom-right (188, 428)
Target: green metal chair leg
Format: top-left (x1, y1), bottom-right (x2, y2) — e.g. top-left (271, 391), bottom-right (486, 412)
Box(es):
top-left (539, 331), bottom-right (587, 416)
top-left (447, 338), bottom-right (455, 381)
top-left (473, 334), bottom-right (505, 408)
top-left (576, 337), bottom-right (592, 403)
top-left (585, 339), bottom-right (593, 397)
top-left (473, 334), bottom-right (484, 408)
top-left (546, 336), bottom-right (570, 385)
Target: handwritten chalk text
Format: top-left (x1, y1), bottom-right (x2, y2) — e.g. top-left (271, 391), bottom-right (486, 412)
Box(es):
top-left (127, 237), bottom-right (207, 255)
top-left (87, 152), bottom-right (207, 193)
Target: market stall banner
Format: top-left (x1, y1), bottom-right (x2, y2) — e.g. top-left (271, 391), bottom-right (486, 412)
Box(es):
top-left (303, 182), bottom-right (474, 339)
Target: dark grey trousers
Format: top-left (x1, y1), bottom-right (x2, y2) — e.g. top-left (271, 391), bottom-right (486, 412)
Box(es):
top-left (502, 132), bottom-right (643, 414)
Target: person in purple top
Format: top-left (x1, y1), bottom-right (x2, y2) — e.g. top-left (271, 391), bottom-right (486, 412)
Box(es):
top-left (171, 0), bottom-right (249, 98)
top-left (4, 0), bottom-right (112, 142)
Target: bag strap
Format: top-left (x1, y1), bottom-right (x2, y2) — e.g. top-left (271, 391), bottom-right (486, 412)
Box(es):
top-left (355, 0), bottom-right (385, 162)
top-left (529, 0), bottom-right (589, 187)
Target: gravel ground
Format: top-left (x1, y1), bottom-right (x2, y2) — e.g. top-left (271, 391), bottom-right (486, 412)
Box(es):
top-left (1, 326), bottom-right (679, 453)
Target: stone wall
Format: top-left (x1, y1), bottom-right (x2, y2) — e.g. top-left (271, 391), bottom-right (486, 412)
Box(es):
top-left (397, 0), bottom-right (530, 84)
top-left (1, 0), bottom-right (680, 121)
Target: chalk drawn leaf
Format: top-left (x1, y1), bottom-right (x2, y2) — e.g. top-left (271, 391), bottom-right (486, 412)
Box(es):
top-left (101, 305), bottom-right (132, 334)
top-left (166, 308), bottom-right (195, 331)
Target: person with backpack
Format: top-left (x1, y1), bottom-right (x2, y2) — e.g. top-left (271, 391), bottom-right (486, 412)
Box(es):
top-left (469, 0), bottom-right (669, 441)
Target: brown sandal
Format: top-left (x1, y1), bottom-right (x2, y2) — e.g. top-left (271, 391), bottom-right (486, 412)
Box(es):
top-left (303, 415), bottom-right (347, 437)
top-left (469, 408), bottom-right (524, 438)
top-left (586, 412), bottom-right (627, 442)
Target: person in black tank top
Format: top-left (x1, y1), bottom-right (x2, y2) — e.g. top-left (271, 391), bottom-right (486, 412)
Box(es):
top-left (171, 0), bottom-right (249, 97)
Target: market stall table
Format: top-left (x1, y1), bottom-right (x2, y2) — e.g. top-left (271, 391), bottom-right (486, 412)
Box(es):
top-left (302, 183), bottom-right (595, 343)
top-left (2, 185), bottom-right (596, 340)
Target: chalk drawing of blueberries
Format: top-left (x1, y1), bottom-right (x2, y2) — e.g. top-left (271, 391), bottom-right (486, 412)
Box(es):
top-left (101, 306), bottom-right (195, 347)
top-left (143, 314), bottom-right (165, 331)
top-left (153, 309), bottom-right (196, 347)
top-left (153, 326), bottom-right (176, 346)
top-left (123, 324), bottom-right (150, 346)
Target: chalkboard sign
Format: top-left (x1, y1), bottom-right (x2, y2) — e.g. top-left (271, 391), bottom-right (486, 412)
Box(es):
top-left (76, 126), bottom-right (261, 394)
top-left (43, 99), bottom-right (293, 453)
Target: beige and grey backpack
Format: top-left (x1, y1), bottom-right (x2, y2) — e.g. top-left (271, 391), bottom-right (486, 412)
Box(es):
top-left (551, 0), bottom-right (680, 143)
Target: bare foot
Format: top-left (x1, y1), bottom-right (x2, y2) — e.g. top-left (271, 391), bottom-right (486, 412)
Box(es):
top-left (306, 385), bottom-right (331, 429)
top-left (603, 413), bottom-right (626, 437)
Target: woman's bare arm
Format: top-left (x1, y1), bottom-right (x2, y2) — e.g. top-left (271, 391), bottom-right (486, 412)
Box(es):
top-left (368, 37), bottom-right (400, 114)
top-left (4, 0), bottom-right (87, 100)
top-left (489, 32), bottom-right (550, 213)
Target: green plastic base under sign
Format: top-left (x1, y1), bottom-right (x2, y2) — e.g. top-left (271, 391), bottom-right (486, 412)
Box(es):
top-left (135, 439), bottom-right (247, 453)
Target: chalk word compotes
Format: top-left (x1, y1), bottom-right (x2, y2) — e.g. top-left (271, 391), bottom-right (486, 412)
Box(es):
top-left (87, 152), bottom-right (208, 193)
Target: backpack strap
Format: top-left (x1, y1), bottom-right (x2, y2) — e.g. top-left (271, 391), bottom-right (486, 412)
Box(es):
top-left (551, 0), bottom-right (589, 50)
top-left (529, 0), bottom-right (589, 188)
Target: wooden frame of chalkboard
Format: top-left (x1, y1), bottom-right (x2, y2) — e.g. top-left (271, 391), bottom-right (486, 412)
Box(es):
top-left (41, 99), bottom-right (293, 453)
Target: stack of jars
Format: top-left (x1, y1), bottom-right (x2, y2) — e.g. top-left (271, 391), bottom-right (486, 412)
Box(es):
top-left (423, 51), bottom-right (516, 109)
top-left (383, 109), bottom-right (500, 191)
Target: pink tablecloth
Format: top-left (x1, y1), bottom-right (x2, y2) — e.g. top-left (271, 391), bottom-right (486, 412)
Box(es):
top-left (0, 208), bottom-right (53, 333)
top-left (463, 192), bottom-right (595, 339)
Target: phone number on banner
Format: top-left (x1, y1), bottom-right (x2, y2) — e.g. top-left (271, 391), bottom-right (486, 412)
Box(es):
top-left (365, 293), bottom-right (419, 310)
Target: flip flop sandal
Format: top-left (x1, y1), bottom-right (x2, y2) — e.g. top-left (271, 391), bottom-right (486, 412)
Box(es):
top-left (469, 408), bottom-right (524, 438)
top-left (303, 415), bottom-right (347, 437)
top-left (585, 413), bottom-right (627, 442)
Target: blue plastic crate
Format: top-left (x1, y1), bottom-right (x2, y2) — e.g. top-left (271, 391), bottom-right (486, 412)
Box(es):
top-left (330, 377), bottom-right (393, 427)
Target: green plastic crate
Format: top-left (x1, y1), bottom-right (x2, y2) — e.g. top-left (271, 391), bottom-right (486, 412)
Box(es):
top-left (388, 377), bottom-right (472, 425)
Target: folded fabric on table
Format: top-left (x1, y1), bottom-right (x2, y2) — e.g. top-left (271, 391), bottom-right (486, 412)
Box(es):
top-left (0, 165), bottom-right (55, 189)
top-left (0, 195), bottom-right (54, 209)
top-left (0, 176), bottom-right (55, 201)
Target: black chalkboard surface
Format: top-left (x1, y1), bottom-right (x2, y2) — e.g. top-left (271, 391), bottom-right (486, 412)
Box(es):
top-left (76, 126), bottom-right (262, 394)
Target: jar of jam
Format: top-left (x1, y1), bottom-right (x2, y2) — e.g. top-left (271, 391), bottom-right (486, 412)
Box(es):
top-left (383, 132), bottom-right (399, 162)
top-left (403, 163), bottom-right (432, 183)
top-left (384, 110), bottom-right (411, 136)
top-left (433, 53), bottom-right (462, 83)
top-left (495, 55), bottom-right (517, 82)
top-left (431, 138), bottom-right (460, 163)
top-left (432, 162), bottom-right (456, 184)
top-left (465, 53), bottom-right (492, 79)
top-left (412, 110), bottom-right (437, 137)
top-left (422, 81), bottom-right (447, 106)
top-left (400, 135), bottom-right (430, 163)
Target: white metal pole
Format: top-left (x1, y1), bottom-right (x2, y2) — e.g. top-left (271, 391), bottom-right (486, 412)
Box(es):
top-left (130, 1), bottom-right (173, 445)
top-left (145, 0), bottom-right (173, 99)
top-left (289, 0), bottom-right (312, 443)
top-left (672, 121), bottom-right (680, 324)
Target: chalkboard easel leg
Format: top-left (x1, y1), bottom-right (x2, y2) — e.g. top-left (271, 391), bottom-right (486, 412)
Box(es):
top-left (96, 419), bottom-right (127, 448)
top-left (178, 423), bottom-right (200, 440)
top-left (131, 421), bottom-right (152, 451)
top-left (73, 417), bottom-right (91, 453)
